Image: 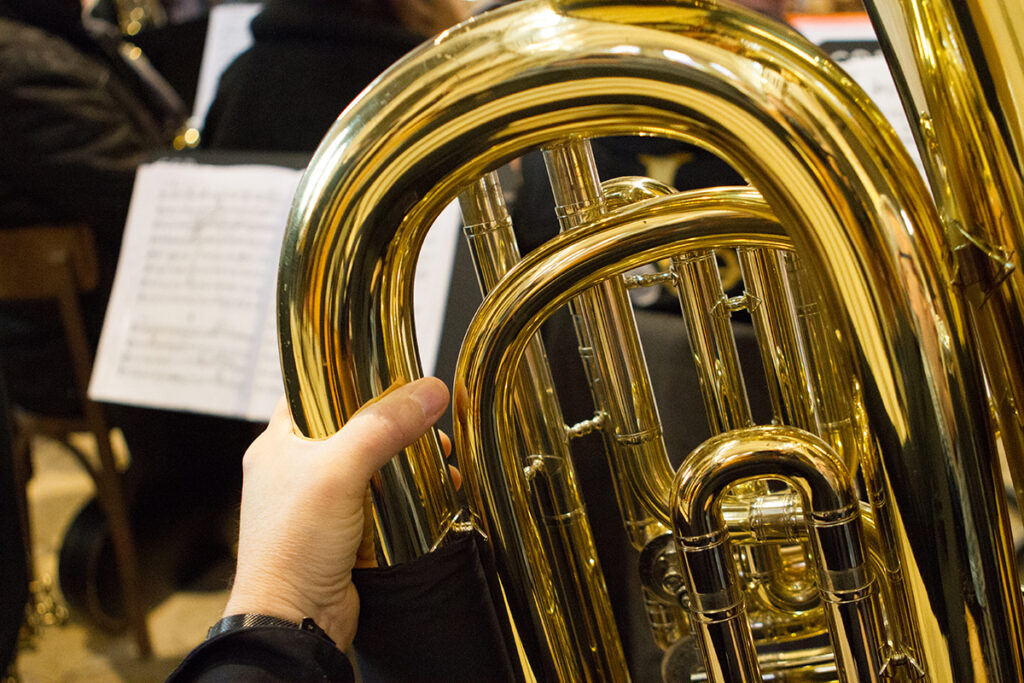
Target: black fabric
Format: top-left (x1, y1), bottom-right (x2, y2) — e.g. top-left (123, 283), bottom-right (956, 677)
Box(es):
top-left (201, 0), bottom-right (422, 152)
top-left (352, 534), bottom-right (514, 682)
top-left (166, 626), bottom-right (354, 682)
top-left (132, 14), bottom-right (210, 110)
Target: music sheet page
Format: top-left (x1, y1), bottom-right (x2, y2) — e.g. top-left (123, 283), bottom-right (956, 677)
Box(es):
top-left (90, 160), bottom-right (301, 421)
top-left (89, 159), bottom-right (461, 422)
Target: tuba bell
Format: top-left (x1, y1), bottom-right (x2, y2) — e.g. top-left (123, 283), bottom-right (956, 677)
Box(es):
top-left (276, 0), bottom-right (1024, 680)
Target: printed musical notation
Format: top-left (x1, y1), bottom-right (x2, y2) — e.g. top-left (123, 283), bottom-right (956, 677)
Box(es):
top-left (90, 160), bottom-right (301, 420)
top-left (89, 159), bottom-right (460, 422)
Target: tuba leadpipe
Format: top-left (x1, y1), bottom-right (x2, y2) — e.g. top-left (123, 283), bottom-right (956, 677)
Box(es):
top-left (277, 0), bottom-right (1024, 679)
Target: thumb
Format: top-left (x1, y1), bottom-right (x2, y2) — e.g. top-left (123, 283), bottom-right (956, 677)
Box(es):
top-left (328, 377), bottom-right (450, 484)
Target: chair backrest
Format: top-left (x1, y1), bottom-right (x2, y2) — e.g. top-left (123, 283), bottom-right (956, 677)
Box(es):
top-left (0, 224), bottom-right (102, 406)
top-left (0, 225), bottom-right (98, 301)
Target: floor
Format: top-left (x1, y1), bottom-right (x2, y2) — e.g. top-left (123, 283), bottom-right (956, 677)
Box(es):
top-left (9, 432), bottom-right (231, 683)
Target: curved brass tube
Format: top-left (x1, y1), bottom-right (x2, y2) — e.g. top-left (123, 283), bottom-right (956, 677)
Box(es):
top-left (866, 0), bottom-right (1024, 515)
top-left (671, 427), bottom-right (878, 683)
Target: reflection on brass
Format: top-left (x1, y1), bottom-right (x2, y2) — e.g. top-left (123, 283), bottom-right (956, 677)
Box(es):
top-left (277, 0), bottom-right (1024, 680)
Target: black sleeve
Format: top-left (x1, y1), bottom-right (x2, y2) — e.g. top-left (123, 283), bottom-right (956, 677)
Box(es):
top-left (352, 534), bottom-right (515, 682)
top-left (165, 627), bottom-right (354, 682)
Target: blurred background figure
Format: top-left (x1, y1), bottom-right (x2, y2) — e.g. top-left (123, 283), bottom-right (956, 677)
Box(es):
top-left (0, 0), bottom-right (184, 664)
top-left (0, 0), bottom-right (185, 417)
top-left (202, 0), bottom-right (479, 151)
top-left (0, 0), bottom-right (260, 646)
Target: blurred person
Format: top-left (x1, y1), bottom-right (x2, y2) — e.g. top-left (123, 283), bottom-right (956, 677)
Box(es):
top-left (0, 373), bottom-right (28, 676)
top-left (0, 0), bottom-right (260, 629)
top-left (202, 0), bottom-right (478, 151)
top-left (0, 0), bottom-right (185, 417)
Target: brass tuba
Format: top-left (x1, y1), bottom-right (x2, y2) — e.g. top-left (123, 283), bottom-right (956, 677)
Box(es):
top-left (276, 0), bottom-right (1024, 680)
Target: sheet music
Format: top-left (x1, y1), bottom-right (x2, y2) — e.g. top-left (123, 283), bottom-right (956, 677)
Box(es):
top-left (90, 160), bottom-right (301, 420)
top-left (190, 3), bottom-right (262, 131)
top-left (90, 160), bottom-right (461, 422)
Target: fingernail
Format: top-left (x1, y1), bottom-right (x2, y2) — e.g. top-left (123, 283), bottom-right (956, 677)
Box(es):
top-left (410, 380), bottom-right (447, 420)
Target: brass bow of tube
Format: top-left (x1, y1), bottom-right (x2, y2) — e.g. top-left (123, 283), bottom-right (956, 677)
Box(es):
top-left (277, 0), bottom-right (1024, 680)
top-left (671, 427), bottom-right (877, 683)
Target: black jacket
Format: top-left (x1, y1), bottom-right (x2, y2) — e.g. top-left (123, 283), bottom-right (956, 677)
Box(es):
top-left (0, 11), bottom-right (182, 242)
top-left (202, 0), bottom-right (422, 153)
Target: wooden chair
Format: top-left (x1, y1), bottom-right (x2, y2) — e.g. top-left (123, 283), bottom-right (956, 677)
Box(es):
top-left (0, 225), bottom-right (151, 657)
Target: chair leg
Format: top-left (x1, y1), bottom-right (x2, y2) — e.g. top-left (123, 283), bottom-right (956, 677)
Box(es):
top-left (10, 426), bottom-right (34, 579)
top-left (89, 430), bottom-right (152, 658)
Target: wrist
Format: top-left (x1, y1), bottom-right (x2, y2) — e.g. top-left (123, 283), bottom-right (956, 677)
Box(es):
top-left (223, 583), bottom-right (351, 649)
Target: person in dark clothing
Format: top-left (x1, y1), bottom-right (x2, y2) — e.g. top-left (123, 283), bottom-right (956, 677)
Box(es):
top-left (202, 0), bottom-right (475, 151)
top-left (0, 0), bottom-right (261, 629)
top-left (0, 373), bottom-right (29, 676)
top-left (0, 0), bottom-right (185, 415)
top-left (167, 377), bottom-right (450, 682)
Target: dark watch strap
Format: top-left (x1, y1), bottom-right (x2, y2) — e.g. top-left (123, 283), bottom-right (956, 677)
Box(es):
top-left (206, 614), bottom-right (335, 646)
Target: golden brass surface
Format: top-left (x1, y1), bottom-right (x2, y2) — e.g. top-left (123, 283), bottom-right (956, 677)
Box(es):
top-left (277, 0), bottom-right (1024, 679)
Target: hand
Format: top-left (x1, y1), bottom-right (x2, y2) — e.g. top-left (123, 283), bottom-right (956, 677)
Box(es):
top-left (222, 377), bottom-right (450, 650)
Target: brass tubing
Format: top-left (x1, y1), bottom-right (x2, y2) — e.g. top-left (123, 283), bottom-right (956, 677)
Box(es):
top-left (784, 254), bottom-right (924, 675)
top-left (738, 247), bottom-right (818, 432)
top-left (671, 426), bottom-right (881, 683)
top-left (678, 529), bottom-right (761, 683)
top-left (543, 140), bottom-right (675, 540)
top-left (458, 174), bottom-right (626, 680)
top-left (721, 489), bottom-right (804, 544)
top-left (665, 634), bottom-right (839, 682)
top-left (867, 2), bottom-right (1024, 666)
top-left (740, 539), bottom-right (820, 617)
top-left (672, 251), bottom-right (753, 433)
top-left (672, 240), bottom-right (827, 649)
top-left (456, 188), bottom-right (786, 677)
top-left (280, 2), bottom-right (1024, 676)
top-left (642, 585), bottom-right (686, 650)
top-left (458, 173), bottom-right (521, 292)
top-left (781, 256), bottom-right (861, 473)
top-left (459, 174), bottom-right (570, 466)
top-left (866, 0), bottom-right (1024, 529)
top-left (737, 248), bottom-right (827, 629)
